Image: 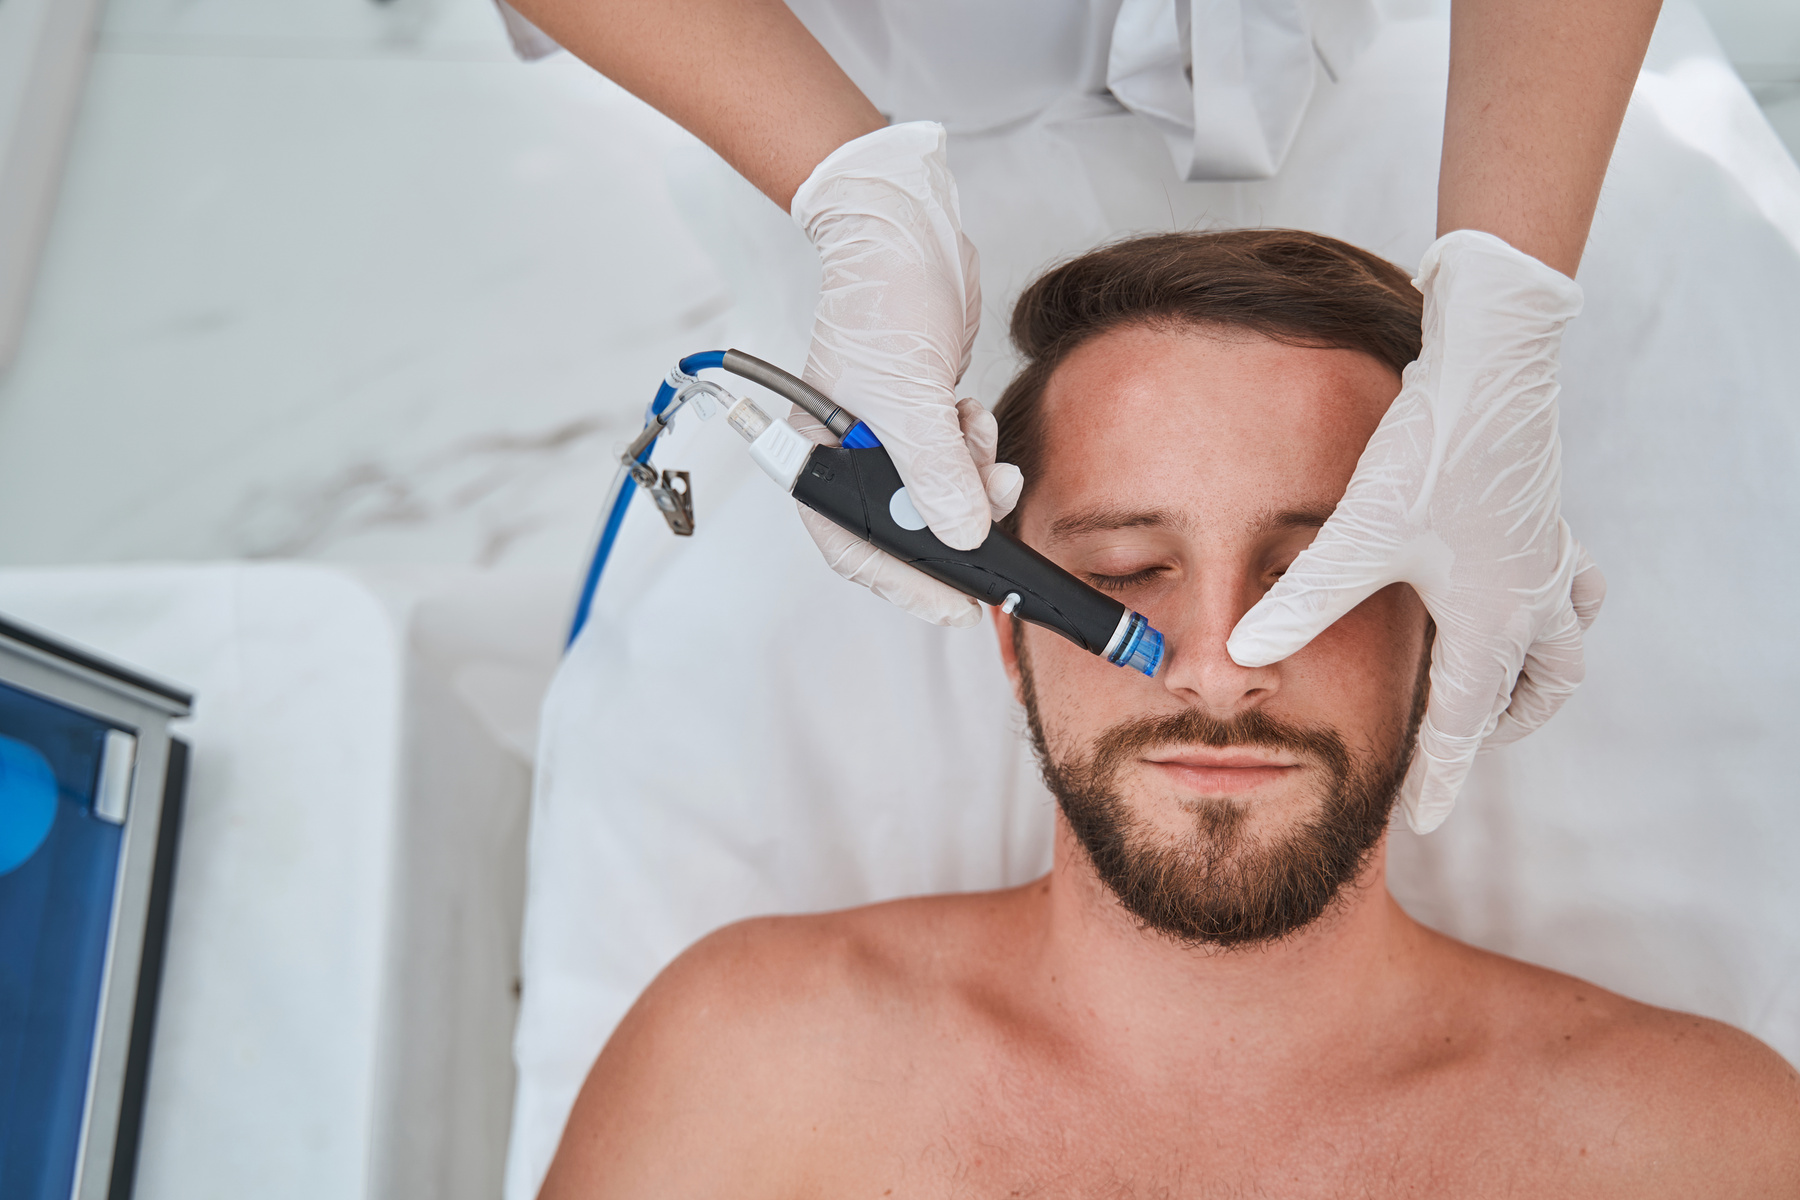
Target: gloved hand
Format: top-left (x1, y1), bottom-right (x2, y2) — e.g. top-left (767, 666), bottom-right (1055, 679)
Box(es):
top-left (789, 396), bottom-right (1022, 625)
top-left (789, 121), bottom-right (1022, 626)
top-left (1226, 229), bottom-right (1606, 833)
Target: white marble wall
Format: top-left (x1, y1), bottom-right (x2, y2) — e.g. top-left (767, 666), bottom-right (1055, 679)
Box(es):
top-left (0, 0), bottom-right (760, 575)
top-left (1, 14), bottom-right (1775, 693)
top-left (2, 0), bottom-right (1795, 577)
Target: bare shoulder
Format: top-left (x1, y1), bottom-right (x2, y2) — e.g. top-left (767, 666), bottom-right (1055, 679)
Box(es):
top-left (539, 887), bottom-right (1030, 1199)
top-left (1570, 997), bottom-right (1800, 1194)
top-left (1447, 940), bottom-right (1800, 1196)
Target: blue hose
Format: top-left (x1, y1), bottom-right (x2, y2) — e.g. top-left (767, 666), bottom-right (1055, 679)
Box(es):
top-left (566, 352), bottom-right (728, 648)
top-left (678, 350), bottom-right (725, 375)
top-left (565, 469), bottom-right (637, 648)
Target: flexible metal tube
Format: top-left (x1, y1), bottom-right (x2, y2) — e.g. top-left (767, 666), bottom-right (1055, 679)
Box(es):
top-left (721, 348), bottom-right (855, 438)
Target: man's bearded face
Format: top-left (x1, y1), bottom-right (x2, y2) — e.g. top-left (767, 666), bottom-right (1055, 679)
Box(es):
top-left (1016, 624), bottom-right (1427, 949)
top-left (997, 326), bottom-right (1436, 947)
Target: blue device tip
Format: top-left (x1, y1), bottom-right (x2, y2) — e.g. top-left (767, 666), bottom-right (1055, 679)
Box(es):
top-left (1110, 613), bottom-right (1164, 678)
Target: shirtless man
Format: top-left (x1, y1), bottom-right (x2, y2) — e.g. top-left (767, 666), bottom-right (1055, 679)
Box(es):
top-left (542, 230), bottom-right (1800, 1198)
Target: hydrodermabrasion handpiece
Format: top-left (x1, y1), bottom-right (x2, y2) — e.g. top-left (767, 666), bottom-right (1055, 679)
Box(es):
top-left (570, 349), bottom-right (1164, 677)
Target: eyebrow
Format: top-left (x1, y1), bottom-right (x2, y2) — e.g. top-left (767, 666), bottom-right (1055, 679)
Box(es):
top-left (1250, 505), bottom-right (1336, 536)
top-left (1045, 506), bottom-right (1186, 542)
top-left (1043, 503), bottom-right (1337, 544)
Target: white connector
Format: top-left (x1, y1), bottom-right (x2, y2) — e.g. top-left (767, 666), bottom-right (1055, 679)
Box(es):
top-left (723, 394), bottom-right (812, 490)
top-left (748, 417), bottom-right (812, 490)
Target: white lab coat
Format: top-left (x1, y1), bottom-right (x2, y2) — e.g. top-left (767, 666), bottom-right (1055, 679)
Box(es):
top-left (505, 4), bottom-right (1800, 1196)
top-left (503, 0), bottom-right (1381, 178)
top-left (789, 0), bottom-right (1378, 179)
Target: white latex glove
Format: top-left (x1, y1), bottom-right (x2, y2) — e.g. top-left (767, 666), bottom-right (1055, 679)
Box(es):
top-left (790, 121), bottom-right (1023, 624)
top-left (1226, 230), bottom-right (1607, 833)
top-left (790, 397), bottom-right (1023, 627)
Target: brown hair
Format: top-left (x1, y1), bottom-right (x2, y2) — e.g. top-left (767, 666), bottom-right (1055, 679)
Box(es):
top-left (993, 229), bottom-right (1422, 531)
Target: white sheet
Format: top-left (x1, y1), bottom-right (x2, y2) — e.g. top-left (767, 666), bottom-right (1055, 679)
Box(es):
top-left (506, 6), bottom-right (1800, 1195)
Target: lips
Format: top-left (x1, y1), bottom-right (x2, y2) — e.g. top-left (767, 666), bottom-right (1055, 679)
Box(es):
top-left (1144, 749), bottom-right (1300, 770)
top-left (1141, 748), bottom-right (1302, 794)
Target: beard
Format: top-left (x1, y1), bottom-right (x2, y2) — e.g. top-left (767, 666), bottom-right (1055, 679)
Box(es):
top-left (1017, 625), bottom-right (1428, 949)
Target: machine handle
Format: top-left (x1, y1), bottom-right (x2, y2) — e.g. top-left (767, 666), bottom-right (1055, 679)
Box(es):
top-left (791, 443), bottom-right (1127, 655)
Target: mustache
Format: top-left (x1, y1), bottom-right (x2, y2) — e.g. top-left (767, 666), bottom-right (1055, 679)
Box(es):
top-left (1084, 707), bottom-right (1353, 781)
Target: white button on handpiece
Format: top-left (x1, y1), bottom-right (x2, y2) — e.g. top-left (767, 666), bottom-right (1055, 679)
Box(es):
top-left (1000, 592), bottom-right (1021, 615)
top-left (888, 486), bottom-right (929, 531)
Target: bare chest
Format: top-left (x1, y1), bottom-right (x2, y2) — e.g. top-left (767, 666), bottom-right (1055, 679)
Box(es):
top-left (802, 1053), bottom-right (1582, 1200)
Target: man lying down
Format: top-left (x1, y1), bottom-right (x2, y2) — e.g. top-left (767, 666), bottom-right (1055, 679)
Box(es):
top-left (542, 231), bottom-right (1800, 1196)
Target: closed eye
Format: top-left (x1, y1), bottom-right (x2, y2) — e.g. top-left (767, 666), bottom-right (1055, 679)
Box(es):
top-left (1087, 566), bottom-right (1169, 593)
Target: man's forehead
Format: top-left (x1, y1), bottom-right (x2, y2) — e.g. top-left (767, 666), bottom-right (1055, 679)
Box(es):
top-left (1026, 325), bottom-right (1398, 536)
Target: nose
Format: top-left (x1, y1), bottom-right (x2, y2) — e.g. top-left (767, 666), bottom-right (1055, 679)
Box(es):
top-left (1152, 570), bottom-right (1280, 717)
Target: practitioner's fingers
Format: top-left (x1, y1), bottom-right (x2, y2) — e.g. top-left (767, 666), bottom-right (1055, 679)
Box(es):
top-left (956, 396), bottom-right (998, 467)
top-left (1487, 538), bottom-right (1601, 746)
top-left (1570, 541), bottom-right (1607, 632)
top-left (1226, 513), bottom-right (1402, 668)
top-left (1485, 604), bottom-right (1586, 748)
top-left (795, 503), bottom-right (980, 627)
top-left (1401, 623), bottom-right (1516, 833)
top-left (788, 402), bottom-right (830, 445)
top-left (956, 398), bottom-right (1022, 521)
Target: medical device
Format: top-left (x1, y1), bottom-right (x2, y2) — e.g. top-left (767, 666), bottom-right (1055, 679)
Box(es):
top-left (568, 350), bottom-right (1165, 677)
top-left (0, 613), bottom-right (191, 1200)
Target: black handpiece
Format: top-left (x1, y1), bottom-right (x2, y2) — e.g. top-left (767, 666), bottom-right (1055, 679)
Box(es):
top-left (711, 347), bottom-right (1164, 676)
top-left (790, 442), bottom-right (1164, 675)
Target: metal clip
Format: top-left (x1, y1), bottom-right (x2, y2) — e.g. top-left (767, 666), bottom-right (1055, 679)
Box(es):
top-left (629, 458), bottom-right (695, 536)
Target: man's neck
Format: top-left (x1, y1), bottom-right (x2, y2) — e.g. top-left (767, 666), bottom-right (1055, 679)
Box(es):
top-left (1026, 818), bottom-right (1436, 1080)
